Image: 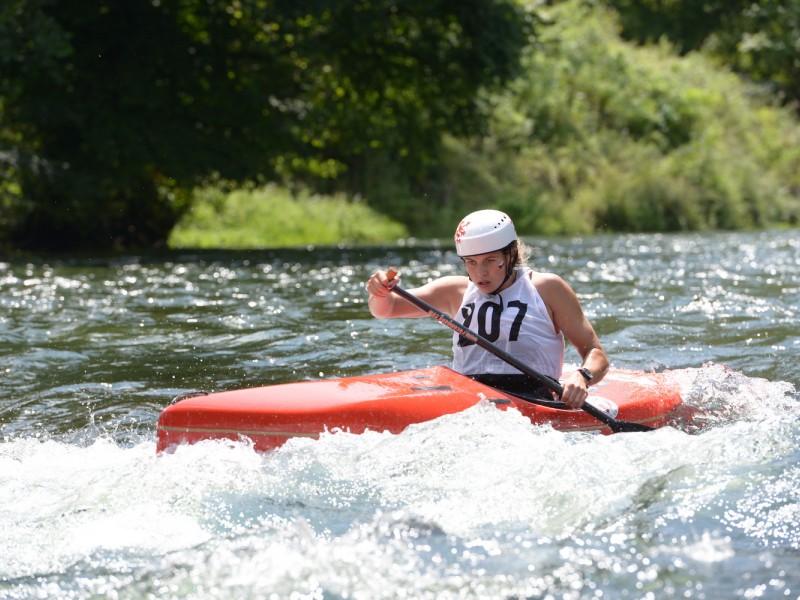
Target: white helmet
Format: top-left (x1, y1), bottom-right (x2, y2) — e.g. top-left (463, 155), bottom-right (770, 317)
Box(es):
top-left (454, 210), bottom-right (517, 257)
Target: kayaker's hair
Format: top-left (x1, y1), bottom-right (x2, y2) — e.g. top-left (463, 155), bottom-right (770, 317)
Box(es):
top-left (509, 240), bottom-right (532, 266)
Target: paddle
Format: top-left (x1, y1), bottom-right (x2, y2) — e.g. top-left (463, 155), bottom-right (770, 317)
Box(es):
top-left (384, 268), bottom-right (654, 433)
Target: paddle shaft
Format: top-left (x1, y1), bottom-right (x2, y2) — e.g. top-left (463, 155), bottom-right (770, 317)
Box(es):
top-left (385, 268), bottom-right (653, 433)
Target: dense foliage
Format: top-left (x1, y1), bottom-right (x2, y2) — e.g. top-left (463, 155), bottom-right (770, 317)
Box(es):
top-left (0, 0), bottom-right (530, 250)
top-left (2, 0), bottom-right (800, 251)
top-left (423, 1), bottom-right (800, 237)
top-left (606, 0), bottom-right (800, 107)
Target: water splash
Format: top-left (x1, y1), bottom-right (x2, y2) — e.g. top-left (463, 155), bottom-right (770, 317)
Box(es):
top-left (665, 362), bottom-right (798, 433)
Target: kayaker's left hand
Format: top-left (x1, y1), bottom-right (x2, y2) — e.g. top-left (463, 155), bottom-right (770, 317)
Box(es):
top-left (560, 371), bottom-right (589, 409)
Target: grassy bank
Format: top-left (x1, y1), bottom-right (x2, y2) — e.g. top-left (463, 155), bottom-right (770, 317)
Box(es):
top-left (167, 185), bottom-right (407, 249)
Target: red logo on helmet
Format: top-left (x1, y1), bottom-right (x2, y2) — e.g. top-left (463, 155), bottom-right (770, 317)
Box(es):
top-left (455, 219), bottom-right (469, 243)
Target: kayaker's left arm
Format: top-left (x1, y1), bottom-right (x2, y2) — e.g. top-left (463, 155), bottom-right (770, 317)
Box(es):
top-left (532, 272), bottom-right (610, 408)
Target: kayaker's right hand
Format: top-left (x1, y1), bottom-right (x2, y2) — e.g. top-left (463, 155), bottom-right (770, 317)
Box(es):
top-left (365, 269), bottom-right (399, 298)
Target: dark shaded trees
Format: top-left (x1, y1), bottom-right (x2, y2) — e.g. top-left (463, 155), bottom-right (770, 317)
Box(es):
top-left (0, 0), bottom-right (531, 250)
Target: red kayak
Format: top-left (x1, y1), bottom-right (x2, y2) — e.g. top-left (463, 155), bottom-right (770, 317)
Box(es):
top-left (156, 366), bottom-right (683, 453)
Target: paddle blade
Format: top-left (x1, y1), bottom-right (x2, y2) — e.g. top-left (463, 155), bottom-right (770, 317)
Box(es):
top-left (581, 401), bottom-right (655, 433)
top-left (608, 419), bottom-right (655, 433)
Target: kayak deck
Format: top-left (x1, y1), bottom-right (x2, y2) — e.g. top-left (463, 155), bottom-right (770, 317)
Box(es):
top-left (156, 366), bottom-right (683, 453)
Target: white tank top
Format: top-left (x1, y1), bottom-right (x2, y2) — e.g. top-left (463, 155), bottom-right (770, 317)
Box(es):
top-left (451, 267), bottom-right (565, 378)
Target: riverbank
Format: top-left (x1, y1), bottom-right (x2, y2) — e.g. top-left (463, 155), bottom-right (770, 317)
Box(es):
top-left (168, 184), bottom-right (408, 249)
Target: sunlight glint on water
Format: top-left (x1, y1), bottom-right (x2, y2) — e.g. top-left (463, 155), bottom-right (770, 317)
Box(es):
top-left (0, 230), bottom-right (798, 599)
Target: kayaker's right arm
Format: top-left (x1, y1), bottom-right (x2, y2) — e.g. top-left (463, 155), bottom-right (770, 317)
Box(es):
top-left (366, 270), bottom-right (468, 319)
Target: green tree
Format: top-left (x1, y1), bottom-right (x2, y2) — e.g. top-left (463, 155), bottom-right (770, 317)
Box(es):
top-left (0, 0), bottom-right (531, 251)
top-left (605, 0), bottom-right (800, 108)
top-left (601, 0), bottom-right (748, 53)
top-left (431, 0), bottom-right (800, 235)
top-left (710, 0), bottom-right (800, 105)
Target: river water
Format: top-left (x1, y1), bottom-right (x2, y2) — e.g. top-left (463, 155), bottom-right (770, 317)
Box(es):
top-left (1, 230), bottom-right (798, 599)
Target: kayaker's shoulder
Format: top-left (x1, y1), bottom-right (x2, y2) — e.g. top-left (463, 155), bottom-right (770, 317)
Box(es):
top-left (406, 275), bottom-right (468, 318)
top-left (436, 274), bottom-right (470, 286)
top-left (528, 270), bottom-right (571, 287)
top-left (431, 275), bottom-right (470, 295)
top-left (408, 275), bottom-right (468, 296)
top-left (528, 270), bottom-right (577, 302)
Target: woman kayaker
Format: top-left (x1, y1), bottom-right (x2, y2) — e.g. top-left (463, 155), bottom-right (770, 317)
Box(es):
top-left (365, 209), bottom-right (609, 409)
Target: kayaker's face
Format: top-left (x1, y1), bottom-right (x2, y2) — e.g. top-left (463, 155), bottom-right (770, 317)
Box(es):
top-left (463, 251), bottom-right (509, 292)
